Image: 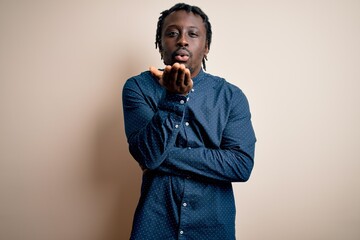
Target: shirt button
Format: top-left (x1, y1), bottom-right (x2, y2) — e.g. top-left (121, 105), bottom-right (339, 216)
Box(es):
top-left (180, 230), bottom-right (184, 235)
top-left (187, 97), bottom-right (190, 101)
top-left (188, 147), bottom-right (191, 149)
top-left (183, 203), bottom-right (187, 207)
top-left (175, 124), bottom-right (179, 128)
top-left (180, 100), bottom-right (185, 104)
top-left (185, 122), bottom-right (189, 126)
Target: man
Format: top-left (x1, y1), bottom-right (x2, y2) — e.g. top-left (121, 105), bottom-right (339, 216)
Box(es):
top-left (122, 3), bottom-right (256, 239)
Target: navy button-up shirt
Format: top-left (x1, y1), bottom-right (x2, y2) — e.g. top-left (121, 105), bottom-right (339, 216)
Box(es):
top-left (122, 69), bottom-right (256, 239)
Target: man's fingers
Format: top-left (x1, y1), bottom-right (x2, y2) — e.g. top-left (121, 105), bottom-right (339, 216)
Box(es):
top-left (169, 63), bottom-right (180, 87)
top-left (149, 66), bottom-right (163, 80)
top-left (183, 68), bottom-right (191, 86)
top-left (162, 65), bottom-right (172, 86)
top-left (177, 64), bottom-right (186, 86)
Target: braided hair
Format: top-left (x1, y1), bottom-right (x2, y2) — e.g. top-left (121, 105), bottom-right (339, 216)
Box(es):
top-left (155, 3), bottom-right (212, 70)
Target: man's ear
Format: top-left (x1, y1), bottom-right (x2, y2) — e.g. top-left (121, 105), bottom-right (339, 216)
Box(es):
top-left (205, 42), bottom-right (209, 55)
top-left (158, 45), bottom-right (163, 60)
top-left (204, 42), bottom-right (209, 59)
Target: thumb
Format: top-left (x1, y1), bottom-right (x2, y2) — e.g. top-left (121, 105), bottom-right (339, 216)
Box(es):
top-left (149, 66), bottom-right (163, 80)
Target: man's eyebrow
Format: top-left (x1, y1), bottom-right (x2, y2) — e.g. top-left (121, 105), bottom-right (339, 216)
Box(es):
top-left (164, 24), bottom-right (178, 29)
top-left (164, 25), bottom-right (200, 29)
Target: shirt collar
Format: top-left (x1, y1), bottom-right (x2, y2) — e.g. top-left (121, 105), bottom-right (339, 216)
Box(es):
top-left (193, 68), bottom-right (205, 82)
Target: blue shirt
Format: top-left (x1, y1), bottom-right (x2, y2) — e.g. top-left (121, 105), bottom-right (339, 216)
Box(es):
top-left (122, 69), bottom-right (256, 240)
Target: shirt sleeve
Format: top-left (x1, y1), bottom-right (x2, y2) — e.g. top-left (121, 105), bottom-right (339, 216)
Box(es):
top-left (156, 89), bottom-right (256, 182)
top-left (122, 76), bottom-right (187, 170)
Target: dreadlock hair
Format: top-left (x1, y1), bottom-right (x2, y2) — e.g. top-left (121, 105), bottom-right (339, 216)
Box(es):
top-left (155, 3), bottom-right (212, 71)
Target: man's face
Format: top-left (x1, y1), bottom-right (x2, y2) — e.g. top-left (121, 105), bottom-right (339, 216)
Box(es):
top-left (160, 10), bottom-right (209, 77)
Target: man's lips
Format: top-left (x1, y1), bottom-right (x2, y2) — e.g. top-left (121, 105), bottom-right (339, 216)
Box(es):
top-left (174, 54), bottom-right (189, 62)
top-left (173, 49), bottom-right (191, 62)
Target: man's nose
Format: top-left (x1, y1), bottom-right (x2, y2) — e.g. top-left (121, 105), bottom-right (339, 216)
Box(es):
top-left (177, 34), bottom-right (189, 47)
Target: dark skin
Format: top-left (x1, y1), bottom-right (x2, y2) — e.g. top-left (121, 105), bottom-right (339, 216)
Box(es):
top-left (150, 10), bottom-right (209, 95)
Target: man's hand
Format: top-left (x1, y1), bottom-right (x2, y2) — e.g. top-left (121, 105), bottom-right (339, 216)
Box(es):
top-left (150, 63), bottom-right (193, 95)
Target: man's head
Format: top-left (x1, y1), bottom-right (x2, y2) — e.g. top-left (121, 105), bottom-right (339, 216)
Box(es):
top-left (155, 3), bottom-right (212, 76)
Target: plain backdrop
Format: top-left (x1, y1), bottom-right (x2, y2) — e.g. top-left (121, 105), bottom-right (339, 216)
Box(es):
top-left (0, 0), bottom-right (359, 239)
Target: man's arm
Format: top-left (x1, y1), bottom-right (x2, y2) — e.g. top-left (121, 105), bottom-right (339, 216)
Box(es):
top-left (122, 76), bottom-right (187, 170)
top-left (157, 89), bottom-right (256, 182)
top-left (122, 64), bottom-right (193, 170)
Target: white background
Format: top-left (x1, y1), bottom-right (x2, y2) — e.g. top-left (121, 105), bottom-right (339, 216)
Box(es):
top-left (1, 0), bottom-right (359, 239)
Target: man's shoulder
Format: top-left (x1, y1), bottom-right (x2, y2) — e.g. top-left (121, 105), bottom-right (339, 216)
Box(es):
top-left (126, 70), bottom-right (153, 82)
top-left (124, 71), bottom-right (159, 89)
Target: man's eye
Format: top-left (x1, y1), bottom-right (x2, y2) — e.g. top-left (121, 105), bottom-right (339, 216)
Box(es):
top-left (166, 31), bottom-right (178, 37)
top-left (189, 32), bottom-right (199, 37)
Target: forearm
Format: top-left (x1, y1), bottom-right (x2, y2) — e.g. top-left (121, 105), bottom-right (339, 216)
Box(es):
top-left (127, 109), bottom-right (183, 170)
top-left (156, 145), bottom-right (255, 182)
top-left (123, 80), bottom-right (188, 169)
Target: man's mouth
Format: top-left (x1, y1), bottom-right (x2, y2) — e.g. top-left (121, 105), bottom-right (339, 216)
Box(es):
top-left (173, 48), bottom-right (191, 62)
top-left (174, 54), bottom-right (189, 62)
